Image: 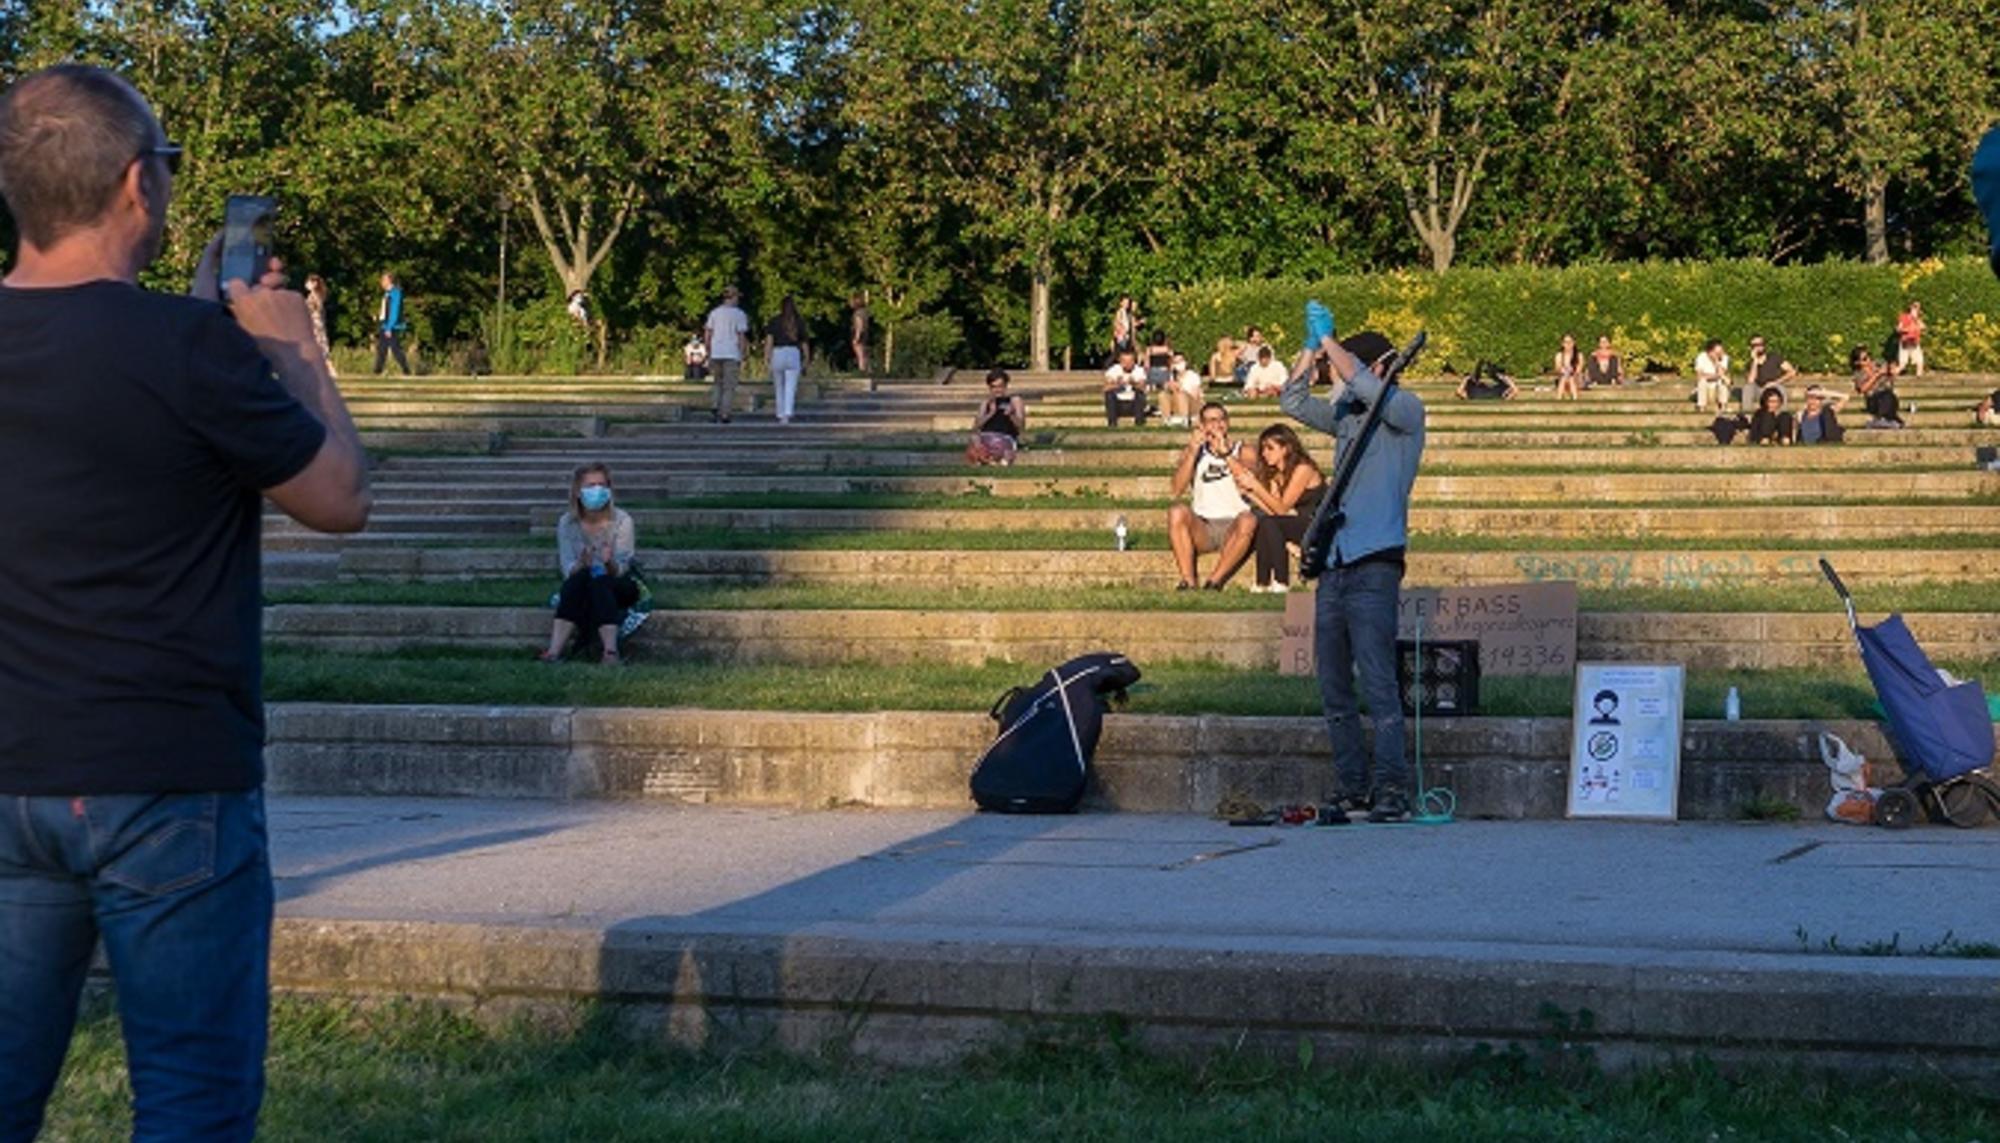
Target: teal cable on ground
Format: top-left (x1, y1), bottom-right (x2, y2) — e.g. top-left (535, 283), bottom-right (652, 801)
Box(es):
top-left (1410, 614), bottom-right (1456, 824)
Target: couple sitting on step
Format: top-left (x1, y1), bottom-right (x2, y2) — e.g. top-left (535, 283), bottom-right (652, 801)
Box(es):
top-left (1166, 404), bottom-right (1327, 592)
top-left (537, 462), bottom-right (651, 664)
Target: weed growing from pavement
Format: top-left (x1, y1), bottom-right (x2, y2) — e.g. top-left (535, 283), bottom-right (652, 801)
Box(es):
top-left (1794, 927), bottom-right (2000, 959)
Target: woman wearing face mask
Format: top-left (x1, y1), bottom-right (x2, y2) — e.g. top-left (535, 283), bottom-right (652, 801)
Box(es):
top-left (541, 462), bottom-right (640, 664)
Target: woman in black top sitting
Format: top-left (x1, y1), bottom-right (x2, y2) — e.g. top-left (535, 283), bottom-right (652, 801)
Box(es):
top-left (1747, 386), bottom-right (1795, 445)
top-left (1583, 335), bottom-right (1624, 388)
top-left (966, 368), bottom-right (1026, 465)
top-left (1234, 424), bottom-right (1327, 593)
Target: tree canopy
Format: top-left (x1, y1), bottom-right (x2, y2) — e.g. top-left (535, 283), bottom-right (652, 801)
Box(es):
top-left (3, 0), bottom-right (1996, 368)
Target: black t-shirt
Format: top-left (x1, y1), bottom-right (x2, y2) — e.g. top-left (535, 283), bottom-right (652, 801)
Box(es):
top-left (1751, 354), bottom-right (1790, 386)
top-left (0, 281), bottom-right (326, 794)
top-left (767, 315), bottom-right (803, 349)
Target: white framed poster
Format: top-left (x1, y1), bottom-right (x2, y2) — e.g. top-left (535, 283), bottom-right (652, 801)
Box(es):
top-left (1566, 662), bottom-right (1685, 821)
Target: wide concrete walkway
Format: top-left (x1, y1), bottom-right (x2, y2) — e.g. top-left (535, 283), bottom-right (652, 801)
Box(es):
top-left (269, 797), bottom-right (2000, 1079)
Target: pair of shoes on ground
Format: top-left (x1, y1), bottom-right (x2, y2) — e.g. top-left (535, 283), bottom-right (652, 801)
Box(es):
top-left (1317, 790), bottom-right (1411, 825)
top-left (1250, 581), bottom-right (1290, 594)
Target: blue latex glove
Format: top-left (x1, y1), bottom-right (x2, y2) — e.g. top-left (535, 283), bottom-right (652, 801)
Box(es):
top-left (1304, 300), bottom-right (1335, 348)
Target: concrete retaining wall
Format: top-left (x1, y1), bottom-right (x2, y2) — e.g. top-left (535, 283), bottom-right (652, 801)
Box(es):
top-left (265, 704), bottom-right (1952, 819)
top-left (267, 918), bottom-right (2000, 1084)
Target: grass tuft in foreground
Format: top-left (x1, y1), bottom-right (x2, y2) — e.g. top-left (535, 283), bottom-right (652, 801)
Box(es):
top-left (40, 995), bottom-right (2000, 1142)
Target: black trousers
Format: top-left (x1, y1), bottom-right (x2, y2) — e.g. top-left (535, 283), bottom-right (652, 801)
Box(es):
top-left (1103, 390), bottom-right (1147, 426)
top-left (373, 330), bottom-right (411, 375)
top-left (1254, 512), bottom-right (1312, 585)
top-left (555, 569), bottom-right (639, 630)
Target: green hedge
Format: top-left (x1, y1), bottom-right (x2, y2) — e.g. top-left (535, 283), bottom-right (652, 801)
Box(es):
top-left (1152, 258), bottom-right (2000, 376)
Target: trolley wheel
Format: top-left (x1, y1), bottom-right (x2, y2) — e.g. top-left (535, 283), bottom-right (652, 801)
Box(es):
top-left (1939, 777), bottom-right (1999, 829)
top-left (1874, 788), bottom-right (1921, 830)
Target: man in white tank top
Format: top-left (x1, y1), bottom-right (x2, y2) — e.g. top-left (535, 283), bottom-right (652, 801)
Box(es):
top-left (1166, 401), bottom-right (1256, 590)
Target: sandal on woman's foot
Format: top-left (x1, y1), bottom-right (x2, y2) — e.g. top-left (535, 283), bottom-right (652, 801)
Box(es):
top-left (1175, 581), bottom-right (1194, 591)
top-left (535, 650), bottom-right (561, 663)
top-left (600, 650), bottom-right (621, 667)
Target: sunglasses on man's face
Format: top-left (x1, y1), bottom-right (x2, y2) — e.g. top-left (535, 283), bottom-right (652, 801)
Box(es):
top-left (137, 142), bottom-right (183, 175)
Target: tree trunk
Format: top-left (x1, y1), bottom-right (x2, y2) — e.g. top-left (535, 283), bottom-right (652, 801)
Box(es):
top-left (884, 325), bottom-right (896, 376)
top-left (1863, 174), bottom-right (1889, 265)
top-left (1029, 254), bottom-right (1052, 372)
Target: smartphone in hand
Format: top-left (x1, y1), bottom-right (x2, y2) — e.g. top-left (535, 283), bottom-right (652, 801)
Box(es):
top-left (219, 195), bottom-right (276, 291)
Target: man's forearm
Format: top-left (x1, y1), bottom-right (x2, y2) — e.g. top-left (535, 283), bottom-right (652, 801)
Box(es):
top-left (269, 343), bottom-right (370, 489)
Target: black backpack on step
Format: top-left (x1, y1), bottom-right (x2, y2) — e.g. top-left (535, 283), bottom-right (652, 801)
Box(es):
top-left (969, 652), bottom-right (1141, 813)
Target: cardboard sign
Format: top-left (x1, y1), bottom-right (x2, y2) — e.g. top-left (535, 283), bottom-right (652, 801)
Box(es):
top-left (1279, 581), bottom-right (1579, 678)
top-left (1566, 662), bottom-right (1685, 821)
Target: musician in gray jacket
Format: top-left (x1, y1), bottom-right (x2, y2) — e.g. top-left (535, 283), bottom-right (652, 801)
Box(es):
top-left (1278, 320), bottom-right (1426, 823)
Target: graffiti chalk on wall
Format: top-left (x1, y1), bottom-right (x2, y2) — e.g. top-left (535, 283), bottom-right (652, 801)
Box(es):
top-left (1515, 552), bottom-right (1818, 591)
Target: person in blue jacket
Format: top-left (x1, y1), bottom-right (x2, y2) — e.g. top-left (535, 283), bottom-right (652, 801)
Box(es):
top-left (372, 270), bottom-right (411, 375)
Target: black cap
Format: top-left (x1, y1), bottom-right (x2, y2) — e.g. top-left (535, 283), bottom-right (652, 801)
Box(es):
top-left (1339, 331), bottom-right (1395, 368)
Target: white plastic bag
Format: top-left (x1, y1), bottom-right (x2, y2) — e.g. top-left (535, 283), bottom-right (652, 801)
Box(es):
top-left (1818, 731), bottom-right (1876, 824)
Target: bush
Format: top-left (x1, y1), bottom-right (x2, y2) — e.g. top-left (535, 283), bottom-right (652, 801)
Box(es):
top-left (1152, 257), bottom-right (2000, 375)
top-left (883, 311), bottom-right (964, 378)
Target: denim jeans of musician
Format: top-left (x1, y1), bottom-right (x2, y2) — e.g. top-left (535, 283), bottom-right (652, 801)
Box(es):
top-left (0, 790), bottom-right (272, 1143)
top-left (1314, 559), bottom-right (1410, 800)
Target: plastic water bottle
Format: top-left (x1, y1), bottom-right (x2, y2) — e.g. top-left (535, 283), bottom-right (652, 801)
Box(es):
top-left (1724, 686), bottom-right (1741, 722)
top-left (1114, 516), bottom-right (1128, 551)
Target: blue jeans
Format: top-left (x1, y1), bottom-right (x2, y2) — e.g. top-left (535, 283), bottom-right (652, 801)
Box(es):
top-left (1314, 559), bottom-right (1409, 799)
top-left (0, 790), bottom-right (272, 1143)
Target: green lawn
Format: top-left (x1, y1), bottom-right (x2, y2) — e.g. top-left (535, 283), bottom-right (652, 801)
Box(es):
top-left (39, 996), bottom-right (1998, 1142)
top-left (264, 650), bottom-right (1999, 721)
top-left (268, 577), bottom-right (2000, 616)
top-left (410, 523), bottom-right (2000, 553)
top-left (637, 491), bottom-right (2000, 511)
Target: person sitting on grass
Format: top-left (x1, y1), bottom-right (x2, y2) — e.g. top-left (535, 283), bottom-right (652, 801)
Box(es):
top-left (967, 368), bottom-right (1026, 465)
top-left (1747, 386), bottom-right (1795, 446)
top-left (1241, 344), bottom-right (1288, 398)
top-left (1977, 387), bottom-right (1999, 427)
top-left (1584, 335), bottom-right (1624, 388)
top-left (541, 462), bottom-right (640, 665)
top-left (1102, 347), bottom-right (1149, 427)
top-left (1160, 351), bottom-right (1204, 427)
top-left (1167, 401), bottom-right (1256, 590)
top-left (1851, 346), bottom-right (1904, 428)
top-left (1455, 359), bottom-right (1519, 401)
top-left (1796, 385), bottom-right (1846, 444)
top-left (1552, 333), bottom-right (1583, 400)
top-left (1235, 423), bottom-right (1327, 593)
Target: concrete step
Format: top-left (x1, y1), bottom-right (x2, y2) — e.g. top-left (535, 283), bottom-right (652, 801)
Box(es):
top-left (317, 545), bottom-right (2000, 589)
top-left (261, 604), bottom-right (2000, 670)
top-left (563, 504), bottom-right (2000, 540)
top-left (375, 443), bottom-right (1998, 474)
top-left (568, 423), bottom-right (2000, 449)
top-left (264, 703), bottom-right (1977, 819)
top-left (354, 414), bottom-right (603, 436)
top-left (352, 470), bottom-right (2000, 506)
top-left (264, 799), bottom-right (2000, 1082)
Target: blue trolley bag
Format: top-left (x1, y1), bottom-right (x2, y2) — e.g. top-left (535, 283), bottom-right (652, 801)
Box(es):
top-left (969, 652), bottom-right (1142, 813)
